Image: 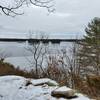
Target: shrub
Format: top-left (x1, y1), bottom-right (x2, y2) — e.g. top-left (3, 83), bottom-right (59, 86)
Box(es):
top-left (0, 61), bottom-right (33, 78)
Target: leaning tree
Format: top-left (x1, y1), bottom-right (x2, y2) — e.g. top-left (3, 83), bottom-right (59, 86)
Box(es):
top-left (0, 0), bottom-right (55, 17)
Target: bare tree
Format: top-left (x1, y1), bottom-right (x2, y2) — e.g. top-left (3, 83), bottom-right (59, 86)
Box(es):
top-left (25, 34), bottom-right (48, 78)
top-left (56, 42), bottom-right (81, 88)
top-left (0, 0), bottom-right (55, 17)
top-left (44, 42), bottom-right (81, 87)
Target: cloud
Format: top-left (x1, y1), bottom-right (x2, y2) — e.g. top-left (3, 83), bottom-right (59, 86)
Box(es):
top-left (0, 0), bottom-right (100, 35)
top-left (51, 12), bottom-right (72, 18)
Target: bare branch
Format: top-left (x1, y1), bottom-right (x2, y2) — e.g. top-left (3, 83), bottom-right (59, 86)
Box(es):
top-left (0, 0), bottom-right (54, 16)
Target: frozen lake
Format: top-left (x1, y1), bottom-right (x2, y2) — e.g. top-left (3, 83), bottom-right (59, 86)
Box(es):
top-left (0, 41), bottom-right (73, 70)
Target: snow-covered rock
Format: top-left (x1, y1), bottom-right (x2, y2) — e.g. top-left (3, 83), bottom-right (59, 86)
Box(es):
top-left (0, 75), bottom-right (90, 100)
top-left (51, 86), bottom-right (76, 99)
top-left (31, 78), bottom-right (59, 86)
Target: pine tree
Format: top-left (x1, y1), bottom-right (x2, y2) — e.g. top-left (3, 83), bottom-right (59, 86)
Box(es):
top-left (78, 17), bottom-right (100, 75)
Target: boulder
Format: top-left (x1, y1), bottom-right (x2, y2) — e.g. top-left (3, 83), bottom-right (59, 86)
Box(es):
top-left (51, 86), bottom-right (77, 99)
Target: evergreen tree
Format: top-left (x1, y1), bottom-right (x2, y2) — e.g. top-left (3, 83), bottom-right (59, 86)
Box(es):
top-left (78, 17), bottom-right (100, 75)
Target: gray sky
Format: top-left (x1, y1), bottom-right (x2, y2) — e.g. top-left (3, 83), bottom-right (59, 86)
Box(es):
top-left (0, 0), bottom-right (100, 36)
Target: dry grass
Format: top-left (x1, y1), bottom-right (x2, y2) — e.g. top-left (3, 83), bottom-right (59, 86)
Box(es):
top-left (0, 60), bottom-right (34, 78)
top-left (44, 65), bottom-right (100, 99)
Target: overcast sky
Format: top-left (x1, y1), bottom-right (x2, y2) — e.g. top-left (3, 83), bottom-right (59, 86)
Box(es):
top-left (0, 0), bottom-right (100, 36)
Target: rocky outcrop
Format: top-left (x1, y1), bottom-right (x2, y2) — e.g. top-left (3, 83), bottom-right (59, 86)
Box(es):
top-left (0, 75), bottom-right (90, 100)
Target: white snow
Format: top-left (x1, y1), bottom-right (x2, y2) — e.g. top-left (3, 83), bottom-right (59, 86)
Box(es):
top-left (54, 86), bottom-right (72, 92)
top-left (31, 78), bottom-right (59, 86)
top-left (0, 75), bottom-right (90, 100)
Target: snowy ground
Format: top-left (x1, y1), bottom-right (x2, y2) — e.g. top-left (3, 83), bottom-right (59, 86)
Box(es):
top-left (0, 75), bottom-right (90, 100)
